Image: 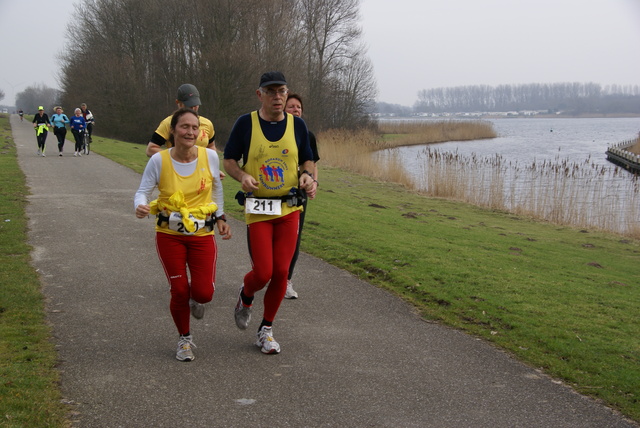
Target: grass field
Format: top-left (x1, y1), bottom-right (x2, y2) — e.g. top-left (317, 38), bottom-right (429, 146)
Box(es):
top-left (0, 114), bottom-right (68, 427)
top-left (2, 114), bottom-right (639, 425)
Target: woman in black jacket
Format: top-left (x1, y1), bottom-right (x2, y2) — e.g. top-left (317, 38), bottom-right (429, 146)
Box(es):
top-left (32, 106), bottom-right (51, 156)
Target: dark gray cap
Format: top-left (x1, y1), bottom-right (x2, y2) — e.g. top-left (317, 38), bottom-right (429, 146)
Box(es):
top-left (177, 84), bottom-right (201, 107)
top-left (259, 71), bottom-right (287, 88)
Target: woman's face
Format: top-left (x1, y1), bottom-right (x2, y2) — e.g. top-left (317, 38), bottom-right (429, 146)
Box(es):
top-left (171, 112), bottom-right (200, 148)
top-left (56, 108), bottom-right (62, 114)
top-left (285, 98), bottom-right (302, 117)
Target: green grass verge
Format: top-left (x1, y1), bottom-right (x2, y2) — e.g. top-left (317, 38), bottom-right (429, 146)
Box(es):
top-left (5, 125), bottom-right (639, 424)
top-left (301, 167), bottom-right (639, 420)
top-left (0, 114), bottom-right (68, 427)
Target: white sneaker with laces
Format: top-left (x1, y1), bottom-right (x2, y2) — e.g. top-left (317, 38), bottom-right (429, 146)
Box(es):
top-left (255, 326), bottom-right (280, 354)
top-left (176, 335), bottom-right (196, 362)
top-left (284, 280), bottom-right (298, 299)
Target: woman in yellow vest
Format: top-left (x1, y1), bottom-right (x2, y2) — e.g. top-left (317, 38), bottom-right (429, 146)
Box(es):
top-left (134, 108), bottom-right (231, 362)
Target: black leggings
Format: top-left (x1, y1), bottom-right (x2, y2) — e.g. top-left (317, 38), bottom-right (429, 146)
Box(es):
top-left (288, 191), bottom-right (308, 280)
top-left (54, 127), bottom-right (67, 152)
top-left (36, 131), bottom-right (48, 152)
top-left (72, 130), bottom-right (84, 152)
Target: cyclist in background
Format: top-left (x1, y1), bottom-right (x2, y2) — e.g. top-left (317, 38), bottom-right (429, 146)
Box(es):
top-left (80, 103), bottom-right (95, 141)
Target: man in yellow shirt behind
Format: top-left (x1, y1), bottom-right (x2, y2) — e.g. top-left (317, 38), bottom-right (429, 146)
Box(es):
top-left (146, 84), bottom-right (216, 157)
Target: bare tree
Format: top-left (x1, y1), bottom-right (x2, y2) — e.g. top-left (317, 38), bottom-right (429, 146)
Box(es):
top-left (297, 0), bottom-right (366, 129)
top-left (58, 0), bottom-right (378, 142)
top-left (414, 82), bottom-right (640, 115)
top-left (16, 84), bottom-right (60, 114)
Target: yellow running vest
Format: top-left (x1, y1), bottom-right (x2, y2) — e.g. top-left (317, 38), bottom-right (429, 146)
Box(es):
top-left (243, 111), bottom-right (302, 225)
top-left (154, 147), bottom-right (216, 236)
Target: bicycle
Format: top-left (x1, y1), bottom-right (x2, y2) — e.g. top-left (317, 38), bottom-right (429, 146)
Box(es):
top-left (82, 129), bottom-right (91, 155)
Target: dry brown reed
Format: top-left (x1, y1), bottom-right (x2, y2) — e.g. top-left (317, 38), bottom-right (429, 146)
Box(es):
top-left (319, 128), bottom-right (413, 185)
top-left (377, 119), bottom-right (497, 148)
top-left (318, 122), bottom-right (640, 238)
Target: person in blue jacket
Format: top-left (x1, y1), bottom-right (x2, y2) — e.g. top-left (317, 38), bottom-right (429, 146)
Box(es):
top-left (50, 106), bottom-right (70, 156)
top-left (69, 108), bottom-right (87, 157)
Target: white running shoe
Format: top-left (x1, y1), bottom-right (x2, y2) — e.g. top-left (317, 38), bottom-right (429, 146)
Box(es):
top-left (255, 326), bottom-right (280, 354)
top-left (189, 298), bottom-right (205, 320)
top-left (176, 335), bottom-right (196, 362)
top-left (284, 280), bottom-right (298, 299)
top-left (234, 285), bottom-right (252, 330)
top-left (74, 152), bottom-right (78, 157)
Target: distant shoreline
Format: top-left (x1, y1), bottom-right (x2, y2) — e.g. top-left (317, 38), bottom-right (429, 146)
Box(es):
top-left (377, 113), bottom-right (640, 120)
top-left (494, 113), bottom-right (640, 119)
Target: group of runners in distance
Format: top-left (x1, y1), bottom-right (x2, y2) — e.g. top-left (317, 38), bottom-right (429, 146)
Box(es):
top-left (29, 104), bottom-right (94, 157)
top-left (134, 72), bottom-right (320, 361)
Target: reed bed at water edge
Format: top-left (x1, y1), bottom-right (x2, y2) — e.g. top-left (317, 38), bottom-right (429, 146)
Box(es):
top-left (318, 122), bottom-right (640, 238)
top-left (319, 120), bottom-right (496, 186)
top-left (377, 119), bottom-right (497, 147)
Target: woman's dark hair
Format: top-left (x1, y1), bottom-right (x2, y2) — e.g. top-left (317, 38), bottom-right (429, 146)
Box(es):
top-left (169, 108), bottom-right (199, 145)
top-left (286, 93), bottom-right (304, 112)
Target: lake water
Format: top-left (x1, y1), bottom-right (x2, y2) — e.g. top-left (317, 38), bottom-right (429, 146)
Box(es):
top-left (381, 117), bottom-right (640, 167)
top-left (377, 117), bottom-right (640, 234)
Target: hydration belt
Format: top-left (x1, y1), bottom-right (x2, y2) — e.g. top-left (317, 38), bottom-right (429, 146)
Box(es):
top-left (156, 213), bottom-right (217, 231)
top-left (235, 187), bottom-right (306, 207)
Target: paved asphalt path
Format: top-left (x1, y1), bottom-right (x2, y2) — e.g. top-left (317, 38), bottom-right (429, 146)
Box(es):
top-left (12, 114), bottom-right (638, 427)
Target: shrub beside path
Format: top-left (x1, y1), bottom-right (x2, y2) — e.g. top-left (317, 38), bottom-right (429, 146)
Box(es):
top-left (11, 114), bottom-right (638, 427)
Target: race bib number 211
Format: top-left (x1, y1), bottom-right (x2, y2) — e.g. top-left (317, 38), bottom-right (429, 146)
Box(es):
top-left (245, 198), bottom-right (282, 215)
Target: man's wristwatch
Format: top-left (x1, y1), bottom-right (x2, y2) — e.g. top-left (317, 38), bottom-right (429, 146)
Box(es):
top-left (302, 170), bottom-right (314, 179)
top-left (216, 214), bottom-right (227, 222)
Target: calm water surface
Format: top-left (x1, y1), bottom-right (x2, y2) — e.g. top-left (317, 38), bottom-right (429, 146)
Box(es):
top-left (384, 117), bottom-right (640, 168)
top-left (377, 117), bottom-right (640, 234)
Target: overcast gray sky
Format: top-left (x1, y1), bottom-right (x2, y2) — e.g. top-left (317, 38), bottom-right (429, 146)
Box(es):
top-left (1, 0), bottom-right (639, 107)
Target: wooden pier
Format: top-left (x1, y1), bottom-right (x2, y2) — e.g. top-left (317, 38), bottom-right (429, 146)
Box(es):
top-left (606, 139), bottom-right (640, 174)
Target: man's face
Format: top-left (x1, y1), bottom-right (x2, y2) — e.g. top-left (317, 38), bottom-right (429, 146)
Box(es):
top-left (258, 85), bottom-right (288, 117)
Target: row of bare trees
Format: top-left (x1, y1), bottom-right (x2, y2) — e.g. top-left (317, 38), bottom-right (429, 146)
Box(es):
top-left (15, 85), bottom-right (60, 114)
top-left (415, 82), bottom-right (640, 114)
top-left (59, 0), bottom-right (377, 145)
